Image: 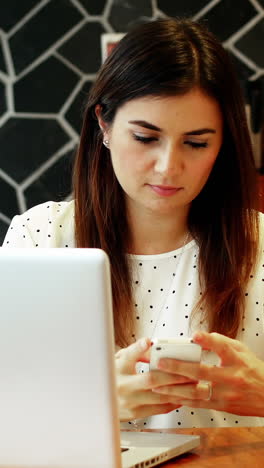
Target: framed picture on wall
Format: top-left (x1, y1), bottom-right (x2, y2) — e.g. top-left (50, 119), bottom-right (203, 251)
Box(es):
top-left (101, 33), bottom-right (125, 62)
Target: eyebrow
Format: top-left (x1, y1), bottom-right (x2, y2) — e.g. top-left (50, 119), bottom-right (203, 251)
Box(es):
top-left (128, 120), bottom-right (216, 135)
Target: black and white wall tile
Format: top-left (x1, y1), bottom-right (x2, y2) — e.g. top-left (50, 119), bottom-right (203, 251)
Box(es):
top-left (0, 0), bottom-right (263, 243)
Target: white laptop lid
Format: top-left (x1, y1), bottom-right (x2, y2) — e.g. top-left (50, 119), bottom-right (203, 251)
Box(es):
top-left (0, 248), bottom-right (121, 468)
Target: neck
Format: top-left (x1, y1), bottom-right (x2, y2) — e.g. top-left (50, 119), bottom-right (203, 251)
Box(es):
top-left (127, 204), bottom-right (190, 255)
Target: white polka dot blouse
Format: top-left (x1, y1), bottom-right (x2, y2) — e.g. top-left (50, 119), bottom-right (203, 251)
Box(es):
top-left (2, 201), bottom-right (264, 429)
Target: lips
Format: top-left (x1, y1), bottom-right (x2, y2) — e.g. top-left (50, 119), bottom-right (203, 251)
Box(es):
top-left (148, 184), bottom-right (182, 197)
top-left (153, 185), bottom-right (178, 190)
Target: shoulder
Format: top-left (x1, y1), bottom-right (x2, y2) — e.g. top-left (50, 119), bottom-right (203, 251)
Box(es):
top-left (2, 200), bottom-right (75, 248)
top-left (258, 211), bottom-right (264, 241)
top-left (257, 210), bottom-right (264, 225)
top-left (259, 212), bottom-right (264, 254)
top-left (20, 200), bottom-right (74, 227)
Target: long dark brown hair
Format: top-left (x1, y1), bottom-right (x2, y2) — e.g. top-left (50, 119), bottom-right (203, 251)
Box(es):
top-left (72, 18), bottom-right (259, 347)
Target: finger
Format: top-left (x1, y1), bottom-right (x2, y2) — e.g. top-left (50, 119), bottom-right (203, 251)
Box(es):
top-left (118, 370), bottom-right (197, 395)
top-left (121, 389), bottom-right (176, 409)
top-left (142, 347), bottom-right (151, 362)
top-left (146, 370), bottom-right (198, 390)
top-left (176, 396), bottom-right (236, 412)
top-left (192, 332), bottom-right (243, 363)
top-left (133, 403), bottom-right (182, 420)
top-left (177, 399), bottom-right (216, 410)
top-left (152, 381), bottom-right (213, 401)
top-left (177, 392), bottom-right (244, 412)
top-left (141, 369), bottom-right (198, 391)
top-left (115, 337), bottom-right (151, 359)
top-left (116, 338), bottom-right (152, 373)
top-left (157, 359), bottom-right (228, 384)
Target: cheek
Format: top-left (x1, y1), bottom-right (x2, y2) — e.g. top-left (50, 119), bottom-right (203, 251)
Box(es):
top-left (110, 147), bottom-right (140, 189)
top-left (111, 141), bottom-right (148, 177)
top-left (190, 153), bottom-right (217, 181)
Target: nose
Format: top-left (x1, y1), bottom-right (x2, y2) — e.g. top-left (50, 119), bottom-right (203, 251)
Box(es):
top-left (154, 143), bottom-right (184, 176)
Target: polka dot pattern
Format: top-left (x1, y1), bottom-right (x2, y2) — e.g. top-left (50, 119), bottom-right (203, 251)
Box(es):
top-left (2, 201), bottom-right (75, 249)
top-left (125, 212), bottom-right (264, 429)
top-left (2, 201), bottom-right (264, 429)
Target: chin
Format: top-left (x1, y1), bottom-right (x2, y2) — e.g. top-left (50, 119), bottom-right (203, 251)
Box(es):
top-left (147, 201), bottom-right (184, 215)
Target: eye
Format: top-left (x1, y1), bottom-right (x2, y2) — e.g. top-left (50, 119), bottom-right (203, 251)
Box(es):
top-left (185, 141), bottom-right (208, 149)
top-left (133, 134), bottom-right (158, 144)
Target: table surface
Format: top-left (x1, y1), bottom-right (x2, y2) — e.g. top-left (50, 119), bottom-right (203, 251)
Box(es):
top-left (148, 427), bottom-right (264, 467)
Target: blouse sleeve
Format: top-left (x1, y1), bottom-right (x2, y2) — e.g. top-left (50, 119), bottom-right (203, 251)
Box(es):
top-left (2, 201), bottom-right (75, 248)
top-left (2, 214), bottom-right (35, 247)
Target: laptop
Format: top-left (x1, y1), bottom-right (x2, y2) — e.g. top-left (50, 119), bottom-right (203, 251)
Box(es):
top-left (0, 248), bottom-right (200, 467)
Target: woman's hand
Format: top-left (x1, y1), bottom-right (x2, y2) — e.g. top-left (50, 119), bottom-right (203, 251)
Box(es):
top-left (152, 332), bottom-right (264, 417)
top-left (116, 337), bottom-right (195, 422)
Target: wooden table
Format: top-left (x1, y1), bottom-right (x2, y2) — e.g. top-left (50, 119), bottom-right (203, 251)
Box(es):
top-left (148, 427), bottom-right (264, 467)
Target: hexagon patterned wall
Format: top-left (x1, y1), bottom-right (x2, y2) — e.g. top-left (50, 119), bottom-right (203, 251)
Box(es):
top-left (0, 0), bottom-right (263, 243)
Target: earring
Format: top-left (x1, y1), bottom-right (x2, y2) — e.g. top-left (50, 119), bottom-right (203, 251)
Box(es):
top-left (103, 139), bottom-right (109, 148)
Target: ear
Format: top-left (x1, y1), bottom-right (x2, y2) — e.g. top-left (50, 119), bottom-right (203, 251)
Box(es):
top-left (95, 104), bottom-right (109, 138)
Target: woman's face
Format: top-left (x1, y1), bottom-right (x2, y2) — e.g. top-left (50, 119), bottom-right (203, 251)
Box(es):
top-left (98, 88), bottom-right (223, 217)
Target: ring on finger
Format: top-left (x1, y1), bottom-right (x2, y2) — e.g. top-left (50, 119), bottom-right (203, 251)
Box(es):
top-left (197, 381), bottom-right (213, 401)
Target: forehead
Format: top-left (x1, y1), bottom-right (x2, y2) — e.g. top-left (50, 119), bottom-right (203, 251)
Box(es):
top-left (114, 88), bottom-right (223, 132)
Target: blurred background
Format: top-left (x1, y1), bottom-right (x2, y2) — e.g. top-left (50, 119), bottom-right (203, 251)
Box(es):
top-left (0, 0), bottom-right (263, 243)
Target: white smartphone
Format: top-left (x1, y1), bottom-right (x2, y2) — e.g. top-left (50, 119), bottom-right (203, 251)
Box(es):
top-left (149, 337), bottom-right (202, 370)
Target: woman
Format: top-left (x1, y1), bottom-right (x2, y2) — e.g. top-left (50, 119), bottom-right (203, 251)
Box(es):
top-left (3, 18), bottom-right (264, 429)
